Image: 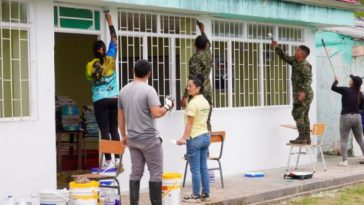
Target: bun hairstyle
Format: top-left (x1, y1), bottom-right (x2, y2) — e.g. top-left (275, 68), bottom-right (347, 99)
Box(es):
top-left (189, 74), bottom-right (205, 94)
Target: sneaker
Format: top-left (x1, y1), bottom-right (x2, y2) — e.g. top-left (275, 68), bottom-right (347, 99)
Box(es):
top-left (338, 160), bottom-right (348, 167)
top-left (115, 158), bottom-right (120, 167)
top-left (201, 193), bottom-right (210, 202)
top-left (102, 160), bottom-right (115, 169)
top-left (183, 194), bottom-right (201, 203)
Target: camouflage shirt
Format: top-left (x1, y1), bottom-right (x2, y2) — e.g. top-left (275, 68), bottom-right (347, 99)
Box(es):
top-left (183, 32), bottom-right (213, 103)
top-left (275, 46), bottom-right (313, 98)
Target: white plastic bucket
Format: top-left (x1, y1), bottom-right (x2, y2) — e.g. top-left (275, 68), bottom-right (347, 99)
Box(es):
top-left (91, 167), bottom-right (117, 184)
top-left (70, 181), bottom-right (99, 205)
top-left (162, 172), bottom-right (182, 205)
top-left (38, 189), bottom-right (69, 205)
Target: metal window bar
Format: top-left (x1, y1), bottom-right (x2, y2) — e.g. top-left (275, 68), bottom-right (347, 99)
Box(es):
top-left (278, 26), bottom-right (304, 42)
top-left (212, 41), bottom-right (229, 108)
top-left (0, 0), bottom-right (30, 118)
top-left (175, 37), bottom-right (194, 110)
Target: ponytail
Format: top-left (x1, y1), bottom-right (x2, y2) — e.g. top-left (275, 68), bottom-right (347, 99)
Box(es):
top-left (189, 75), bottom-right (205, 94)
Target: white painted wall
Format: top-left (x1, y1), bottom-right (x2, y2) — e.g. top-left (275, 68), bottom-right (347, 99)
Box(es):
top-left (0, 0), bottom-right (56, 199)
top-left (0, 0), bottom-right (318, 198)
top-left (116, 24), bottom-right (318, 193)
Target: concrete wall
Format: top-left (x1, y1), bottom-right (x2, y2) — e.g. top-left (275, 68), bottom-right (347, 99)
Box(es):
top-left (116, 28), bottom-right (318, 192)
top-left (316, 31), bottom-right (364, 153)
top-left (0, 0), bottom-right (56, 199)
top-left (103, 0), bottom-right (354, 26)
top-left (0, 0), bottom-right (319, 198)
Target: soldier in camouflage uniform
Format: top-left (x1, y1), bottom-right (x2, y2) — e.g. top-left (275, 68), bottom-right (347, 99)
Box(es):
top-left (181, 21), bottom-right (213, 131)
top-left (273, 41), bottom-right (313, 144)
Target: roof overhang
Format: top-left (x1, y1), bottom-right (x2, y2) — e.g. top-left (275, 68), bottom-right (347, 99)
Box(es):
top-left (282, 0), bottom-right (364, 12)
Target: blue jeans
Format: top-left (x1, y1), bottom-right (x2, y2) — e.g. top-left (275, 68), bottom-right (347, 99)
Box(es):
top-left (186, 133), bottom-right (211, 196)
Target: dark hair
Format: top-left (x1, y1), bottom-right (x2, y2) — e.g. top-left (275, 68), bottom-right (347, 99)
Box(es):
top-left (298, 45), bottom-right (310, 57)
top-left (195, 35), bottom-right (208, 50)
top-left (93, 40), bottom-right (106, 64)
top-left (134, 59), bottom-right (152, 78)
top-left (189, 75), bottom-right (204, 94)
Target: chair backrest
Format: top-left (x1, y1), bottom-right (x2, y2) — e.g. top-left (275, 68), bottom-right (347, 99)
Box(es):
top-left (210, 131), bottom-right (226, 143)
top-left (99, 140), bottom-right (125, 155)
top-left (99, 140), bottom-right (126, 174)
top-left (312, 123), bottom-right (326, 137)
top-left (210, 131), bottom-right (226, 160)
top-left (312, 123), bottom-right (326, 146)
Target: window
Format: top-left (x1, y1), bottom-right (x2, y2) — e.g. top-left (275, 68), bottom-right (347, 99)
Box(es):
top-left (0, 0), bottom-right (31, 118)
top-left (117, 12), bottom-right (306, 109)
top-left (212, 19), bottom-right (306, 108)
top-left (118, 10), bottom-right (196, 105)
top-left (54, 5), bottom-right (101, 31)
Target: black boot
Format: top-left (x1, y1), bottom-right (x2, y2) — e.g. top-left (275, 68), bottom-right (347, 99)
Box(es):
top-left (149, 181), bottom-right (162, 205)
top-left (289, 134), bottom-right (310, 144)
top-left (129, 180), bottom-right (140, 205)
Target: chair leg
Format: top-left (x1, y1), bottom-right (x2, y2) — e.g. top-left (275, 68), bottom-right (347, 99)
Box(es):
top-left (295, 147), bottom-right (302, 170)
top-left (286, 146), bottom-right (293, 171)
top-left (217, 160), bottom-right (224, 189)
top-left (308, 148), bottom-right (316, 173)
top-left (319, 146), bottom-right (327, 171)
top-left (182, 161), bottom-right (188, 187)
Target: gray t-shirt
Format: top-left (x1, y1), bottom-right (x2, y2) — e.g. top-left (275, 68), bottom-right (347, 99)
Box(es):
top-left (118, 81), bottom-right (161, 139)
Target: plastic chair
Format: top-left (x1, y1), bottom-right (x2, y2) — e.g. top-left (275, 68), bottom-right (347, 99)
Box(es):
top-left (72, 140), bottom-right (125, 195)
top-left (286, 123), bottom-right (327, 172)
top-left (182, 131), bottom-right (226, 188)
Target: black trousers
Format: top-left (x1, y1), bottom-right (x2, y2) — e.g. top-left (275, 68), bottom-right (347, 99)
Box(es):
top-left (94, 98), bottom-right (120, 160)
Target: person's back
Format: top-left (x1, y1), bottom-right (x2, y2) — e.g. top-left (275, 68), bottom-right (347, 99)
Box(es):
top-left (118, 59), bottom-right (174, 205)
top-left (119, 81), bottom-right (160, 139)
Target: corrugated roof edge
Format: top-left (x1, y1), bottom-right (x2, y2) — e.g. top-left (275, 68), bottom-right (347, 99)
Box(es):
top-left (282, 0), bottom-right (364, 12)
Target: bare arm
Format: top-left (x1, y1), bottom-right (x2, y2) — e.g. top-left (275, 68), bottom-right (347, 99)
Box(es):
top-left (118, 109), bottom-right (127, 145)
top-left (177, 116), bottom-right (194, 145)
top-left (105, 13), bottom-right (117, 43)
top-left (150, 106), bottom-right (168, 119)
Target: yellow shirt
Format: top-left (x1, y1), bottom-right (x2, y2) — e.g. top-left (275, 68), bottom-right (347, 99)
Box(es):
top-left (185, 94), bottom-right (210, 138)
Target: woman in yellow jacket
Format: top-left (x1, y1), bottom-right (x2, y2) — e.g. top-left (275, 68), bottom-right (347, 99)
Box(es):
top-left (177, 75), bottom-right (211, 203)
top-left (85, 13), bottom-right (119, 168)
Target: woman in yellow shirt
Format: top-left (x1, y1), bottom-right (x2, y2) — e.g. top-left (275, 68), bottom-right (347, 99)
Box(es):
top-left (177, 75), bottom-right (211, 203)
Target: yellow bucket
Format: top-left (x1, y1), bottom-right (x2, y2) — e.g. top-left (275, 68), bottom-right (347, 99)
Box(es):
top-left (162, 172), bottom-right (182, 205)
top-left (69, 181), bottom-right (99, 205)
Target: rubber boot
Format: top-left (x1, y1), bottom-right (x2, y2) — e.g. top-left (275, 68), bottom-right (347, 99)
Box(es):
top-left (129, 180), bottom-right (140, 205)
top-left (289, 134), bottom-right (306, 144)
top-left (149, 181), bottom-right (162, 205)
top-left (290, 133), bottom-right (311, 145)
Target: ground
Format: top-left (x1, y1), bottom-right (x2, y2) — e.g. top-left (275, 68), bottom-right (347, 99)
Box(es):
top-left (282, 183), bottom-right (364, 205)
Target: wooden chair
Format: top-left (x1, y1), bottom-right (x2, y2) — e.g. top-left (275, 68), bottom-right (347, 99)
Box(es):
top-left (286, 123), bottom-right (327, 172)
top-left (182, 131), bottom-right (226, 188)
top-left (72, 140), bottom-right (125, 195)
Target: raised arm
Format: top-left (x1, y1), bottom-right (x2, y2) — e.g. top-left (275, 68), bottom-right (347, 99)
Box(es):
top-left (197, 20), bottom-right (211, 49)
top-left (272, 40), bottom-right (294, 65)
top-left (105, 13), bottom-right (117, 58)
top-left (331, 76), bottom-right (345, 94)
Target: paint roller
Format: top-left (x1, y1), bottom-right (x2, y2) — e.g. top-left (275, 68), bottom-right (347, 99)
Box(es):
top-left (321, 39), bottom-right (336, 76)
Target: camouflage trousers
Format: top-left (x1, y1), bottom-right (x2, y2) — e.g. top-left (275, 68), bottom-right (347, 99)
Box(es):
top-left (292, 92), bottom-right (313, 139)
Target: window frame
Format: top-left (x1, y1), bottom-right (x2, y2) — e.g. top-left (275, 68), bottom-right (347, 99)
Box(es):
top-left (0, 0), bottom-right (34, 121)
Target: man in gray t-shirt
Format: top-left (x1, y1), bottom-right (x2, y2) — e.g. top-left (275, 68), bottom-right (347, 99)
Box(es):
top-left (118, 59), bottom-right (173, 205)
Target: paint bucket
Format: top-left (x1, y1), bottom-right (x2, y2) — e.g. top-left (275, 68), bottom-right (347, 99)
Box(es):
top-left (91, 167), bottom-right (117, 184)
top-left (162, 172), bottom-right (182, 205)
top-left (209, 170), bottom-right (215, 183)
top-left (38, 189), bottom-right (69, 205)
top-left (69, 181), bottom-right (99, 205)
